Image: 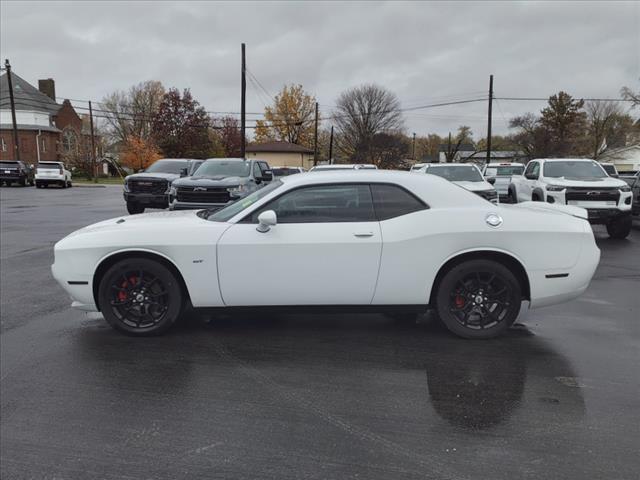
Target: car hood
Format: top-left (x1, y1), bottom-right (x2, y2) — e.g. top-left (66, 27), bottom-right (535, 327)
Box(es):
top-left (125, 172), bottom-right (180, 182)
top-left (452, 180), bottom-right (494, 192)
top-left (172, 175), bottom-right (249, 187)
top-left (64, 210), bottom-right (202, 237)
top-left (543, 177), bottom-right (627, 188)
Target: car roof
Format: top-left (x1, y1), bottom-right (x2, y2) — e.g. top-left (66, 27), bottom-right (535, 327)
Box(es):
top-left (203, 158), bottom-right (247, 162)
top-left (531, 158), bottom-right (595, 163)
top-left (423, 163), bottom-right (478, 167)
top-left (485, 162), bottom-right (524, 166)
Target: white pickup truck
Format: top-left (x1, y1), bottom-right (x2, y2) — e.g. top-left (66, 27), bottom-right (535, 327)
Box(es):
top-left (481, 162), bottom-right (525, 202)
top-left (509, 158), bottom-right (633, 239)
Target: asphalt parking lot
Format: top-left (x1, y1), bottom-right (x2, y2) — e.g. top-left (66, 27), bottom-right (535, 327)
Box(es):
top-left (1, 185), bottom-right (639, 480)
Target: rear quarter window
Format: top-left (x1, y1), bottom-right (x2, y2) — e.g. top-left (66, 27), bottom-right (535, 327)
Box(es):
top-left (371, 184), bottom-right (428, 220)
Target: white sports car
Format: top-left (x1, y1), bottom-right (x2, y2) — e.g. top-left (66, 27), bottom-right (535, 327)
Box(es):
top-left (52, 171), bottom-right (600, 339)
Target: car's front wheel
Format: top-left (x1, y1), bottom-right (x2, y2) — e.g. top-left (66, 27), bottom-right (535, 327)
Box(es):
top-left (606, 215), bottom-right (632, 239)
top-left (98, 257), bottom-right (183, 336)
top-left (435, 259), bottom-right (522, 339)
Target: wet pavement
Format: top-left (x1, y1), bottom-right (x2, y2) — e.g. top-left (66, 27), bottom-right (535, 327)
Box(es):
top-left (1, 185), bottom-right (639, 479)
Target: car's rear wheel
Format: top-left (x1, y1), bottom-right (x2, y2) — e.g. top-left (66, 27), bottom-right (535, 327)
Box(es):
top-left (435, 259), bottom-right (522, 339)
top-left (127, 201), bottom-right (145, 215)
top-left (606, 215), bottom-right (632, 239)
top-left (98, 258), bottom-right (183, 336)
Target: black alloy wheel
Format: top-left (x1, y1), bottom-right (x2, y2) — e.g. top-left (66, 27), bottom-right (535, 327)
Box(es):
top-left (436, 259), bottom-right (521, 339)
top-left (99, 258), bottom-right (183, 336)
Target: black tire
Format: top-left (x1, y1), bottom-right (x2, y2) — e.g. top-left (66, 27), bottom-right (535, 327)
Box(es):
top-left (98, 257), bottom-right (183, 336)
top-left (19, 178), bottom-right (26, 187)
top-left (60, 180), bottom-right (67, 189)
top-left (67, 180), bottom-right (72, 188)
top-left (606, 215), bottom-right (632, 239)
top-left (435, 259), bottom-right (522, 339)
top-left (126, 201), bottom-right (145, 215)
top-left (508, 188), bottom-right (517, 204)
top-left (532, 193), bottom-right (542, 202)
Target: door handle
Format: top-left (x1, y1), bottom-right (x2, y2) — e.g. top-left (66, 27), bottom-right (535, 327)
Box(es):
top-left (353, 232), bottom-right (374, 237)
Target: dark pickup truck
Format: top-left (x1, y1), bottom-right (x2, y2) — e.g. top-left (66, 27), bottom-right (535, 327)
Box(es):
top-left (123, 158), bottom-right (203, 214)
top-left (169, 158), bottom-right (272, 211)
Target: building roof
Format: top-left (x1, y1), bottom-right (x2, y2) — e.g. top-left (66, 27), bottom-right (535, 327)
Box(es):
top-left (0, 123), bottom-right (61, 133)
top-left (246, 140), bottom-right (314, 154)
top-left (471, 150), bottom-right (526, 158)
top-left (0, 72), bottom-right (61, 115)
top-left (438, 143), bottom-right (475, 153)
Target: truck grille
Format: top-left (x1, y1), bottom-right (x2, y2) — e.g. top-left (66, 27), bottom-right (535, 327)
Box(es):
top-left (176, 187), bottom-right (231, 204)
top-left (129, 179), bottom-right (167, 194)
top-left (565, 187), bottom-right (619, 203)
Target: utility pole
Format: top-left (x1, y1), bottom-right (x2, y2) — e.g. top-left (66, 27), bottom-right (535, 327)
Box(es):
top-left (328, 126), bottom-right (334, 164)
top-left (89, 101), bottom-right (96, 180)
top-left (313, 102), bottom-right (319, 165)
top-left (4, 59), bottom-right (20, 161)
top-left (240, 43), bottom-right (246, 158)
top-left (412, 132), bottom-right (416, 160)
top-left (486, 74), bottom-right (493, 165)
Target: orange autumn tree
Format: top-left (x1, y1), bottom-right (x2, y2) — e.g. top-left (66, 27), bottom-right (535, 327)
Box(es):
top-left (120, 136), bottom-right (162, 171)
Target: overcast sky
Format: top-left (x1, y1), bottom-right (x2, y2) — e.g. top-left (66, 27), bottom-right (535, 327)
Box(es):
top-left (1, 1), bottom-right (638, 139)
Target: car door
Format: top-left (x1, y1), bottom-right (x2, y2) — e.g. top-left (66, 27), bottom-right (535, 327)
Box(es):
top-left (519, 161), bottom-right (539, 202)
top-left (217, 183), bottom-right (382, 306)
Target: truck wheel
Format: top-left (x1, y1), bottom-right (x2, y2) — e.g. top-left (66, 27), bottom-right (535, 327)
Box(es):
top-left (127, 202), bottom-right (145, 215)
top-left (508, 188), bottom-right (517, 204)
top-left (435, 259), bottom-right (522, 339)
top-left (606, 216), bottom-right (632, 239)
top-left (19, 178), bottom-right (26, 187)
top-left (98, 257), bottom-right (183, 336)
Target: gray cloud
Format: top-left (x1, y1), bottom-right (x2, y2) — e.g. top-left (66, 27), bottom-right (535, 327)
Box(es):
top-left (1, 0), bottom-right (638, 138)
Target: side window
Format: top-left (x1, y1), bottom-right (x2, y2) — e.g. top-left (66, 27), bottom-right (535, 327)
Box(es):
top-left (259, 162), bottom-right (270, 174)
top-left (252, 162), bottom-right (261, 178)
top-left (247, 184), bottom-right (375, 223)
top-left (524, 162), bottom-right (539, 179)
top-left (370, 184), bottom-right (427, 220)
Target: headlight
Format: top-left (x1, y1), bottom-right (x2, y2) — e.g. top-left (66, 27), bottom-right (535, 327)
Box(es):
top-left (620, 185), bottom-right (631, 192)
top-left (227, 184), bottom-right (246, 195)
top-left (546, 185), bottom-right (566, 192)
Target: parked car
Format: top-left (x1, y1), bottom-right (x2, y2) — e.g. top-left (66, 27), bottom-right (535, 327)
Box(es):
top-left (52, 170), bottom-right (600, 339)
top-left (481, 162), bottom-right (525, 202)
top-left (599, 163), bottom-right (619, 177)
top-left (309, 164), bottom-right (377, 171)
top-left (509, 158), bottom-right (633, 239)
top-left (0, 160), bottom-right (35, 186)
top-left (411, 163), bottom-right (498, 203)
top-left (621, 172), bottom-right (639, 216)
top-left (271, 166), bottom-right (305, 178)
top-left (123, 158), bottom-right (203, 214)
top-left (169, 158), bottom-right (272, 211)
top-left (35, 161), bottom-right (72, 188)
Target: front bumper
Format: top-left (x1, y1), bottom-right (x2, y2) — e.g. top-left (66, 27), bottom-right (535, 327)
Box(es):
top-left (170, 200), bottom-right (232, 211)
top-left (51, 262), bottom-right (98, 312)
top-left (545, 189), bottom-right (633, 224)
top-left (124, 192), bottom-right (169, 207)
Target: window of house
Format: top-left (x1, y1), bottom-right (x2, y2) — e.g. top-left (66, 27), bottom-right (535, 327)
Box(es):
top-left (41, 137), bottom-right (46, 153)
top-left (62, 129), bottom-right (78, 153)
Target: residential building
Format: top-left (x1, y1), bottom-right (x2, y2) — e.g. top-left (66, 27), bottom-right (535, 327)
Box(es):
top-left (598, 145), bottom-right (640, 173)
top-left (0, 72), bottom-right (98, 169)
top-left (246, 140), bottom-right (314, 169)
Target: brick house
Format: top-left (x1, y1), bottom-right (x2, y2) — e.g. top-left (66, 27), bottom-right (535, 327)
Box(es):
top-left (0, 72), bottom-right (98, 170)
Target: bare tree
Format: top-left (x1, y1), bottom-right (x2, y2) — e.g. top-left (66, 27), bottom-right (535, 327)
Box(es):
top-left (585, 100), bottom-right (622, 158)
top-left (442, 126), bottom-right (474, 162)
top-left (101, 80), bottom-right (165, 145)
top-left (334, 84), bottom-right (403, 162)
top-left (621, 81), bottom-right (639, 108)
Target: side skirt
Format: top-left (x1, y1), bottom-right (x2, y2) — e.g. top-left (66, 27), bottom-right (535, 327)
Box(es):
top-left (193, 304), bottom-right (430, 316)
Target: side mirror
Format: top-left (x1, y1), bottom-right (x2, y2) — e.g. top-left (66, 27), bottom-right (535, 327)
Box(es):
top-left (180, 167), bottom-right (188, 177)
top-left (256, 210), bottom-right (277, 233)
top-left (487, 177), bottom-right (496, 185)
top-left (262, 170), bottom-right (273, 182)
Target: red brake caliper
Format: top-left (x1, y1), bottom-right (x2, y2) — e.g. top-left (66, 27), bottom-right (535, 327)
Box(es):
top-left (454, 293), bottom-right (466, 309)
top-left (117, 276), bottom-right (138, 302)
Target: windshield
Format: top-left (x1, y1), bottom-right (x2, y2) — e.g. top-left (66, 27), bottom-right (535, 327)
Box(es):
top-left (195, 160), bottom-right (251, 177)
top-left (484, 166), bottom-right (524, 176)
top-left (207, 180), bottom-right (283, 222)
top-left (544, 161), bottom-right (607, 179)
top-left (189, 161), bottom-right (204, 175)
top-left (145, 160), bottom-right (188, 174)
top-left (427, 165), bottom-right (484, 182)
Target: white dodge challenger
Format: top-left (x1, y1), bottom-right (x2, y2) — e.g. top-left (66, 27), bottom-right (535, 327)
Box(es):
top-left (52, 170), bottom-right (600, 339)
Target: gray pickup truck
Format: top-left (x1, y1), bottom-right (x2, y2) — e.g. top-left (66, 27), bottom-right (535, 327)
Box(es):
top-left (169, 158), bottom-right (272, 211)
